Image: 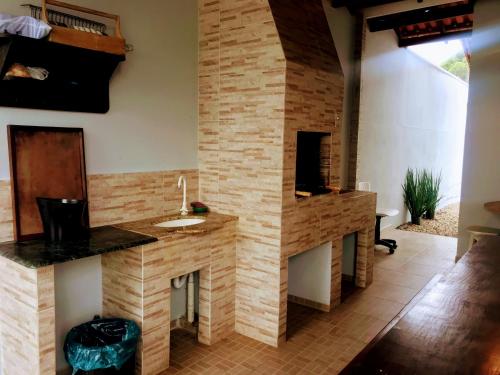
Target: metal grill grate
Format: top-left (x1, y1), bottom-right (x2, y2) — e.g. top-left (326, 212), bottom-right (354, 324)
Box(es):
top-left (21, 3), bottom-right (107, 34)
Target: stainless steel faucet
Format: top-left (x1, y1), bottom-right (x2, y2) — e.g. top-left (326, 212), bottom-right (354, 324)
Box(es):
top-left (177, 175), bottom-right (188, 216)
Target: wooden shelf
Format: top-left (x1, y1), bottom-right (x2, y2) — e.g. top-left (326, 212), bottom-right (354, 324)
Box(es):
top-left (0, 34), bottom-right (124, 113)
top-left (42, 0), bottom-right (126, 56)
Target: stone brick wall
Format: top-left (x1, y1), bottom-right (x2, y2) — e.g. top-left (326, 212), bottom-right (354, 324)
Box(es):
top-left (88, 169), bottom-right (198, 227)
top-left (271, 0), bottom-right (347, 341)
top-left (198, 0), bottom-right (377, 347)
top-left (0, 169), bottom-right (198, 241)
top-left (198, 0), bottom-right (286, 346)
top-left (102, 220), bottom-right (236, 374)
top-left (0, 180), bottom-right (13, 242)
top-left (0, 258), bottom-right (55, 374)
top-left (197, 0), bottom-right (374, 348)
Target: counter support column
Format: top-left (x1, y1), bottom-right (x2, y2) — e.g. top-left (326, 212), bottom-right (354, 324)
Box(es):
top-left (102, 243), bottom-right (171, 375)
top-left (0, 258), bottom-right (55, 374)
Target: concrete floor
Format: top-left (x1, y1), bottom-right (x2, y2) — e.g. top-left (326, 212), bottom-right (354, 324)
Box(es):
top-left (163, 229), bottom-right (458, 374)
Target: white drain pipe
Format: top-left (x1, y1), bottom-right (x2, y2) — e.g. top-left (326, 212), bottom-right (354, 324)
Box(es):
top-left (172, 275), bottom-right (188, 289)
top-left (187, 273), bottom-right (194, 323)
top-left (172, 273), bottom-right (195, 324)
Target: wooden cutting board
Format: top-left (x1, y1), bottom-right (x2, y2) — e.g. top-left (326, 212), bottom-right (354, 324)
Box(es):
top-left (8, 125), bottom-right (88, 241)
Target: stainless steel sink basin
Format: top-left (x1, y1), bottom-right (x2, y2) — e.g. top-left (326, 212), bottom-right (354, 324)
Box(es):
top-left (154, 218), bottom-right (206, 228)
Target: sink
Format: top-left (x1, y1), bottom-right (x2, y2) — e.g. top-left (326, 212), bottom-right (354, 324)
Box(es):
top-left (154, 218), bottom-right (206, 228)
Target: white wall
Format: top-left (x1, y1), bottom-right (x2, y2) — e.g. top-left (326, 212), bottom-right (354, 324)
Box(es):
top-left (0, 1), bottom-right (198, 370)
top-left (0, 0), bottom-right (198, 178)
top-left (357, 28), bottom-right (468, 227)
top-left (323, 2), bottom-right (355, 188)
top-left (457, 0), bottom-right (500, 258)
top-left (288, 242), bottom-right (332, 306)
top-left (54, 257), bottom-right (102, 369)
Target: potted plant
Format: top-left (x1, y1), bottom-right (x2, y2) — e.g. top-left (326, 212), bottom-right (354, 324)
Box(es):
top-left (422, 170), bottom-right (442, 220)
top-left (402, 169), bottom-right (426, 225)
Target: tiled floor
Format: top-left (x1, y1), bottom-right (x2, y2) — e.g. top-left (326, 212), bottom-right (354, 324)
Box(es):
top-left (163, 229), bottom-right (457, 374)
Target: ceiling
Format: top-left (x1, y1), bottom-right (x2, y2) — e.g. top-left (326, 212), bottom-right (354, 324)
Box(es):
top-left (331, 0), bottom-right (406, 12)
top-left (331, 0), bottom-right (475, 46)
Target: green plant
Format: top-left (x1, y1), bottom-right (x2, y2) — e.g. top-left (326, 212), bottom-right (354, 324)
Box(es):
top-left (441, 53), bottom-right (469, 82)
top-left (402, 169), bottom-right (426, 225)
top-left (422, 170), bottom-right (442, 220)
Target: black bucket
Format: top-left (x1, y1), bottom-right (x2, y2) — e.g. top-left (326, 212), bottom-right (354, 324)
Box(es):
top-left (36, 197), bottom-right (88, 242)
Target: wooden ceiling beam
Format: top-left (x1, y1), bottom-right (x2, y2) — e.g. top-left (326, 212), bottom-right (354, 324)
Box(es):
top-left (367, 3), bottom-right (474, 32)
top-left (331, 0), bottom-right (405, 12)
top-left (398, 29), bottom-right (472, 46)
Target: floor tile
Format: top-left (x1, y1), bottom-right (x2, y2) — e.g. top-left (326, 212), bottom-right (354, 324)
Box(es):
top-left (161, 229), bottom-right (457, 374)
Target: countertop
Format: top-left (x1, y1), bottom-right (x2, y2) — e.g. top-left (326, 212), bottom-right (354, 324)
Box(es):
top-left (0, 226), bottom-right (157, 269)
top-left (340, 236), bottom-right (500, 375)
top-left (0, 211), bottom-right (237, 269)
top-left (115, 211), bottom-right (238, 239)
top-left (295, 189), bottom-right (376, 202)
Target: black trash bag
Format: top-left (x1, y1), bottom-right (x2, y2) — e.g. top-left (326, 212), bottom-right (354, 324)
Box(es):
top-left (64, 318), bottom-right (140, 375)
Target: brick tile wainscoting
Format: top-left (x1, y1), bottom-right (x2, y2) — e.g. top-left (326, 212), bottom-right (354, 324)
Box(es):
top-left (0, 169), bottom-right (199, 241)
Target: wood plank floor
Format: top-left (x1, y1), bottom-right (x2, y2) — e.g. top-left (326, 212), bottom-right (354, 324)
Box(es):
top-left (341, 236), bottom-right (500, 375)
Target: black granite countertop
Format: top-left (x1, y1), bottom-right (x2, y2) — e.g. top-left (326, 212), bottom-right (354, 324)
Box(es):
top-left (0, 226), bottom-right (157, 269)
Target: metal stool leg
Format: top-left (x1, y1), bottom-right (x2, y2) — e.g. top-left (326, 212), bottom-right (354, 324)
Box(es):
top-left (375, 216), bottom-right (397, 254)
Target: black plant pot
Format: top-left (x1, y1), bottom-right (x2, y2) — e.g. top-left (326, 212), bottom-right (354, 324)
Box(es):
top-left (411, 215), bottom-right (421, 225)
top-left (424, 210), bottom-right (435, 220)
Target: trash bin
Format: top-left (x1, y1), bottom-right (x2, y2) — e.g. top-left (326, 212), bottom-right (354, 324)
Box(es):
top-left (64, 317), bottom-right (140, 375)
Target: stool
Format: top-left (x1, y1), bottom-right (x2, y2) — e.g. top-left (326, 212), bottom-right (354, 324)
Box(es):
top-left (467, 225), bottom-right (500, 250)
top-left (376, 209), bottom-right (399, 254)
top-left (357, 182), bottom-right (399, 255)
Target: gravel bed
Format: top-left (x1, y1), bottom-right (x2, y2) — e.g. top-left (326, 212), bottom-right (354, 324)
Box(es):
top-left (397, 203), bottom-right (459, 238)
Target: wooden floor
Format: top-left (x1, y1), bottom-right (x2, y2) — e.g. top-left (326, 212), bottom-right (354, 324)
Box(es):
top-left (341, 236), bottom-right (500, 375)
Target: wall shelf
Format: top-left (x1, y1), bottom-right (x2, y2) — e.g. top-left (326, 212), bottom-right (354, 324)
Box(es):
top-left (0, 34), bottom-right (124, 113)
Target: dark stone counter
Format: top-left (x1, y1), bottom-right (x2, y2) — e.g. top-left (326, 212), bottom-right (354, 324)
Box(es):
top-left (0, 226), bottom-right (157, 269)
